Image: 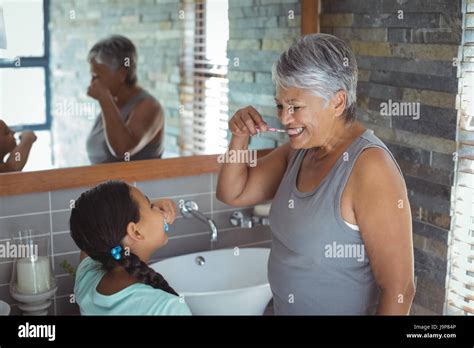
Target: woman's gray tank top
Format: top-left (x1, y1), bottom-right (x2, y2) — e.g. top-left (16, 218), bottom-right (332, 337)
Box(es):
top-left (86, 89), bottom-right (164, 164)
top-left (268, 129), bottom-right (403, 315)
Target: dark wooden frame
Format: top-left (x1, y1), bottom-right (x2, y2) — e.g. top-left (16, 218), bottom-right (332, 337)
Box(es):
top-left (301, 0), bottom-right (320, 36)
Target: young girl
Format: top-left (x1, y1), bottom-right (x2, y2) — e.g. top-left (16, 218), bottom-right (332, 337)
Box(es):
top-left (70, 180), bottom-right (191, 315)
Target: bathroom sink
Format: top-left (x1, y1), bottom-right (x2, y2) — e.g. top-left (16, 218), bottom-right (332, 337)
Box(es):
top-left (149, 248), bottom-right (272, 315)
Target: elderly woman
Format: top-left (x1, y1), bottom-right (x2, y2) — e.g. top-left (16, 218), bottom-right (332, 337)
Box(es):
top-left (216, 34), bottom-right (415, 315)
top-left (86, 35), bottom-right (164, 164)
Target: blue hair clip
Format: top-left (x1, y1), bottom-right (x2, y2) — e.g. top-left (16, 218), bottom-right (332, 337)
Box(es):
top-left (111, 245), bottom-right (123, 260)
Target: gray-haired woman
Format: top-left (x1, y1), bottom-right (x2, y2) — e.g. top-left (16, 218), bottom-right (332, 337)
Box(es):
top-left (217, 33), bottom-right (415, 315)
top-left (86, 35), bottom-right (164, 164)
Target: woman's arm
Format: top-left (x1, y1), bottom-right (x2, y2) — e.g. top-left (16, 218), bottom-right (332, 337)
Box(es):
top-left (88, 79), bottom-right (163, 159)
top-left (351, 147), bottom-right (416, 315)
top-left (98, 93), bottom-right (163, 159)
top-left (216, 106), bottom-right (291, 207)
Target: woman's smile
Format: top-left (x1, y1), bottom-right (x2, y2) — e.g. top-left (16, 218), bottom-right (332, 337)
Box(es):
top-left (288, 127), bottom-right (306, 139)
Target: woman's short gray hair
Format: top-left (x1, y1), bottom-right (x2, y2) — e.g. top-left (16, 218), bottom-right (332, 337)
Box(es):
top-left (272, 33), bottom-right (358, 123)
top-left (88, 35), bottom-right (137, 86)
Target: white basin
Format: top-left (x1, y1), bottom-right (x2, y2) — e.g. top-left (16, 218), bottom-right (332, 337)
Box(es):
top-left (149, 248), bottom-right (272, 315)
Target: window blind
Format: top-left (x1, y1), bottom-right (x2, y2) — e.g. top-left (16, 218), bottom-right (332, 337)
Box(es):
top-left (446, 0), bottom-right (474, 315)
top-left (179, 0), bottom-right (229, 156)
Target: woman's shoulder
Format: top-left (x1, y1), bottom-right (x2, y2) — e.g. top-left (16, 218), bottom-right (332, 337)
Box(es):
top-left (359, 128), bottom-right (385, 147)
top-left (351, 144), bottom-right (405, 194)
top-left (355, 129), bottom-right (402, 176)
top-left (135, 89), bottom-right (162, 110)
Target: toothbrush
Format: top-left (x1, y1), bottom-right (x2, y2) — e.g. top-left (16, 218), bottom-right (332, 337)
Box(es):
top-left (255, 126), bottom-right (288, 133)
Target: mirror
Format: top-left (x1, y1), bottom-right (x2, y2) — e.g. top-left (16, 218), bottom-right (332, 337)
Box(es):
top-left (0, 0), bottom-right (300, 172)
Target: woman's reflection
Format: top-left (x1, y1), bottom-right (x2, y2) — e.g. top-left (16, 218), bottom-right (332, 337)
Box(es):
top-left (86, 35), bottom-right (164, 164)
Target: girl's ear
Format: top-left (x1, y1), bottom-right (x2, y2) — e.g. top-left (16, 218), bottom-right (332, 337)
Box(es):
top-left (126, 221), bottom-right (145, 241)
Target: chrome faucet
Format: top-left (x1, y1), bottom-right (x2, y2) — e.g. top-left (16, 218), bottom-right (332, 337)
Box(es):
top-left (180, 200), bottom-right (218, 242)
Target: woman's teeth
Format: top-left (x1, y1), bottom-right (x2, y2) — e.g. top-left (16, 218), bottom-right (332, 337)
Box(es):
top-left (288, 127), bottom-right (305, 136)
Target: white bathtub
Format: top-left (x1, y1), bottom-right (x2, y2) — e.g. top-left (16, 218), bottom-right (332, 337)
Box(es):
top-left (149, 248), bottom-right (272, 315)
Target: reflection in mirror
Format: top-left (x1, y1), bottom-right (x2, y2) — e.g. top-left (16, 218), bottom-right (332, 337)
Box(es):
top-left (85, 35), bottom-right (165, 164)
top-left (1, 0), bottom-right (300, 173)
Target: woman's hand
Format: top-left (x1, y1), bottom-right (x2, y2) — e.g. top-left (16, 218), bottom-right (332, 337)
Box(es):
top-left (153, 199), bottom-right (177, 224)
top-left (87, 78), bottom-right (112, 101)
top-left (228, 105), bottom-right (268, 137)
